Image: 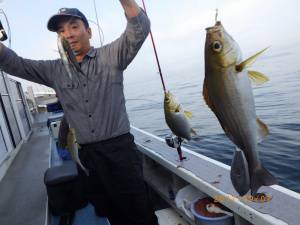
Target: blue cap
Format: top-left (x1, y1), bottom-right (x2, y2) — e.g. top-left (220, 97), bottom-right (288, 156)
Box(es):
top-left (47, 8), bottom-right (89, 32)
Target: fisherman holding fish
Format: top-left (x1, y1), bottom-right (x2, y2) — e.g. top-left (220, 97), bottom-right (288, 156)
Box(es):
top-left (0, 1), bottom-right (158, 225)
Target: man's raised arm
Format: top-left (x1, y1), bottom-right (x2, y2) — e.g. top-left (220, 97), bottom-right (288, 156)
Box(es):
top-left (102, 0), bottom-right (150, 70)
top-left (119, 0), bottom-right (141, 18)
top-left (0, 43), bottom-right (57, 88)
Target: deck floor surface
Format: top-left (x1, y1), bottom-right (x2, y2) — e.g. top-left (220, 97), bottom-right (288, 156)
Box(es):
top-left (0, 113), bottom-right (50, 225)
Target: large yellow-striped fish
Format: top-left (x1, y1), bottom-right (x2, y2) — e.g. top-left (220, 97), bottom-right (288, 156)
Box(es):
top-left (203, 21), bottom-right (277, 195)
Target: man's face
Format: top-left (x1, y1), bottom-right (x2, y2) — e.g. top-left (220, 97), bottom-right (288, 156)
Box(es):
top-left (57, 17), bottom-right (91, 56)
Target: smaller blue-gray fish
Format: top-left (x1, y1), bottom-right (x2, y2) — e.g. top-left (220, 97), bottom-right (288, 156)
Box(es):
top-left (57, 36), bottom-right (82, 79)
top-left (164, 91), bottom-right (196, 140)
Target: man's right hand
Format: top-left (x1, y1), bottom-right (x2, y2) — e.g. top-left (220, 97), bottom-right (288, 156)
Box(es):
top-left (119, 0), bottom-right (141, 18)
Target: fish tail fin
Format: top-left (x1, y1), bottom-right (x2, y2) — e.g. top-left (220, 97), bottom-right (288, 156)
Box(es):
top-left (250, 165), bottom-right (277, 195)
top-left (73, 143), bottom-right (89, 176)
top-left (77, 160), bottom-right (89, 176)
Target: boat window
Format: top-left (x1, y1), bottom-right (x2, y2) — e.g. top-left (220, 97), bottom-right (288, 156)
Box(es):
top-left (9, 80), bottom-right (31, 135)
top-left (0, 72), bottom-right (22, 147)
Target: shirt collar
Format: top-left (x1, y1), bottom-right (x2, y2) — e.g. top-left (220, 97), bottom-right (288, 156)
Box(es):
top-left (86, 47), bottom-right (96, 58)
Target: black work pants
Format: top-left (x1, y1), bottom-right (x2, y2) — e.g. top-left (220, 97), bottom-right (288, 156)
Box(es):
top-left (78, 133), bottom-right (158, 225)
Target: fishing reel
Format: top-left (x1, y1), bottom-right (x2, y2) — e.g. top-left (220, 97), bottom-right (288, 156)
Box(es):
top-left (165, 135), bottom-right (180, 148)
top-left (165, 135), bottom-right (186, 161)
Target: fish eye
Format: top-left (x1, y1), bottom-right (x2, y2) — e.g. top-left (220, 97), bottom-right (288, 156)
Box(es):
top-left (212, 41), bottom-right (223, 52)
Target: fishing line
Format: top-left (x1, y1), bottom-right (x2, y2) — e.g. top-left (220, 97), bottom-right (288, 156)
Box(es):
top-left (92, 0), bottom-right (104, 46)
top-left (141, 0), bottom-right (167, 93)
top-left (88, 19), bottom-right (105, 46)
top-left (126, 98), bottom-right (159, 104)
top-left (215, 8), bottom-right (219, 22)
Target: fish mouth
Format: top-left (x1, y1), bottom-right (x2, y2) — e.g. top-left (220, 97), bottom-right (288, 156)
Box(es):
top-left (205, 26), bottom-right (221, 33)
top-left (205, 21), bottom-right (222, 33)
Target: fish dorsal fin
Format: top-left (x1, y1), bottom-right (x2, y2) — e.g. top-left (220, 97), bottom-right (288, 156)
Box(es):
top-left (184, 111), bottom-right (193, 119)
top-left (248, 70), bottom-right (269, 85)
top-left (256, 118), bottom-right (269, 143)
top-left (190, 128), bottom-right (201, 141)
top-left (203, 79), bottom-right (214, 111)
top-left (236, 47), bottom-right (269, 72)
top-left (191, 128), bottom-right (197, 136)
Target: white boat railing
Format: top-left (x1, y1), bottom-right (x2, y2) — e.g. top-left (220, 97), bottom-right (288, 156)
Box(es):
top-left (131, 126), bottom-right (300, 225)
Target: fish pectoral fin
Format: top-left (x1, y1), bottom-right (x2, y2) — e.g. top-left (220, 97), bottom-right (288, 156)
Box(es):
top-left (256, 118), bottom-right (269, 143)
top-left (184, 111), bottom-right (193, 119)
top-left (175, 105), bottom-right (181, 113)
top-left (248, 70), bottom-right (269, 85)
top-left (236, 47), bottom-right (269, 71)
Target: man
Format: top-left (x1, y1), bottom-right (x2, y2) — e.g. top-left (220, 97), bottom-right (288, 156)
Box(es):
top-left (0, 1), bottom-right (158, 225)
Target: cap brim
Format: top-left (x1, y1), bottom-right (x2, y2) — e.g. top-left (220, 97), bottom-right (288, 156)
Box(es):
top-left (47, 14), bottom-right (83, 32)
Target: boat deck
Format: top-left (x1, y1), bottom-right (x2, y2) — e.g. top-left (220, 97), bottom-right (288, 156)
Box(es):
top-left (1, 112), bottom-right (299, 225)
top-left (131, 127), bottom-right (300, 225)
top-left (49, 204), bottom-right (109, 225)
top-left (0, 113), bottom-right (50, 225)
top-left (0, 112), bottom-right (110, 225)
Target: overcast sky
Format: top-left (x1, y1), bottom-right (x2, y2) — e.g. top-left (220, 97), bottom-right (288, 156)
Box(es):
top-left (0, 0), bottom-right (299, 92)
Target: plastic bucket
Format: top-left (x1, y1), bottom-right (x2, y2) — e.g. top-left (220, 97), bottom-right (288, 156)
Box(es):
top-left (191, 197), bottom-right (234, 225)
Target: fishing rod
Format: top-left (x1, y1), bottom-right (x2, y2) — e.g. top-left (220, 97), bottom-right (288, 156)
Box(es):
top-left (141, 0), bottom-right (167, 93)
top-left (0, 9), bottom-right (10, 45)
top-left (0, 20), bottom-right (7, 41)
top-left (92, 0), bottom-right (104, 46)
top-left (215, 8), bottom-right (219, 22)
top-left (141, 0), bottom-right (188, 162)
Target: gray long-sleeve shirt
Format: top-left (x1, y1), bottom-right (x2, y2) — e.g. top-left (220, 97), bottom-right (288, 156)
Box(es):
top-left (0, 10), bottom-right (150, 144)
